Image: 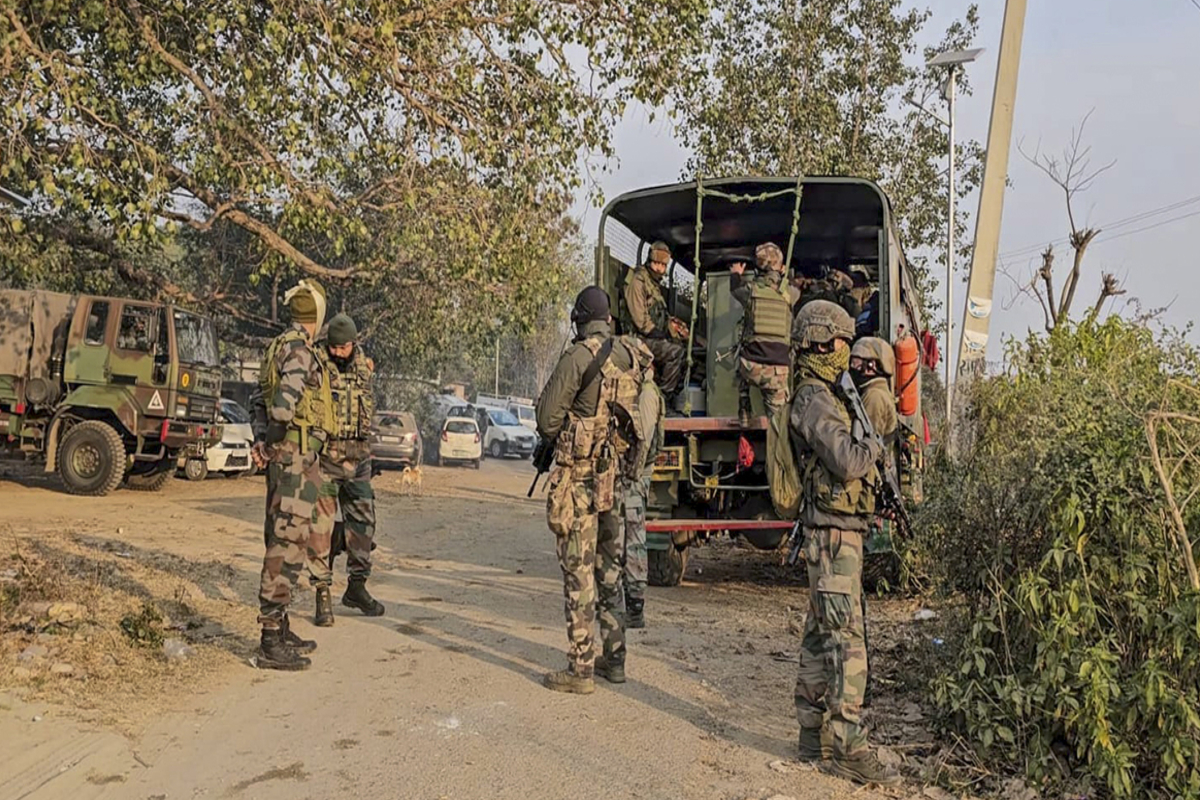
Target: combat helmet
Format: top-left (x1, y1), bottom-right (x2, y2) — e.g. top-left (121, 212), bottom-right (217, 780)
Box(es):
top-left (793, 299), bottom-right (854, 349)
top-left (851, 336), bottom-right (895, 378)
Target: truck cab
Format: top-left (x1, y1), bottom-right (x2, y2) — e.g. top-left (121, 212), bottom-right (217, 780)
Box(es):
top-left (596, 177), bottom-right (927, 585)
top-left (0, 290), bottom-right (222, 495)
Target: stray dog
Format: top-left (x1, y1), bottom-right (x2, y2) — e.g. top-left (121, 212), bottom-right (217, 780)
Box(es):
top-left (398, 466), bottom-right (424, 497)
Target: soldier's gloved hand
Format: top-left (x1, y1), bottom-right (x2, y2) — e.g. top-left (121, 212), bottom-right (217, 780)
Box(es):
top-left (264, 420), bottom-right (288, 445)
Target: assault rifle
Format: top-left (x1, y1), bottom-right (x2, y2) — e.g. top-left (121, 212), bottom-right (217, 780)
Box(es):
top-left (834, 371), bottom-right (912, 538)
top-left (527, 436), bottom-right (557, 498)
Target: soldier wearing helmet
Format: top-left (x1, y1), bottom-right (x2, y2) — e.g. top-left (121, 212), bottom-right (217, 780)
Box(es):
top-left (729, 242), bottom-right (802, 425)
top-left (620, 241), bottom-right (686, 402)
top-left (788, 301), bottom-right (899, 787)
top-left (250, 279), bottom-right (337, 671)
top-left (850, 336), bottom-right (897, 451)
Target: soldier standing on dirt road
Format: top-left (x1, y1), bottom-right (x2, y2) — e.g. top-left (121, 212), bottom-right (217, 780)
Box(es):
top-left (730, 242), bottom-right (801, 426)
top-left (315, 313), bottom-right (386, 620)
top-left (250, 280), bottom-right (337, 672)
top-left (789, 300), bottom-right (900, 786)
top-left (536, 286), bottom-right (653, 694)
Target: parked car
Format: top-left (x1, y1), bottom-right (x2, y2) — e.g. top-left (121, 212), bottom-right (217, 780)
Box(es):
top-left (438, 416), bottom-right (482, 468)
top-left (179, 398), bottom-right (254, 481)
top-left (482, 408), bottom-right (537, 459)
top-left (370, 411), bottom-right (423, 469)
top-left (477, 393), bottom-right (538, 436)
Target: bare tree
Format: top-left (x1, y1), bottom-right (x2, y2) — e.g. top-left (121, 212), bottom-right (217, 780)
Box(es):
top-left (1012, 111), bottom-right (1124, 331)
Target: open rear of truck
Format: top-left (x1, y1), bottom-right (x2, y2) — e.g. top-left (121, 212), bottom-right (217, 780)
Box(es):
top-left (595, 177), bottom-right (927, 585)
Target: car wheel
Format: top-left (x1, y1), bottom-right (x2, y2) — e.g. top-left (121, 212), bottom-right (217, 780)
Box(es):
top-left (58, 420), bottom-right (126, 496)
top-left (490, 441), bottom-right (503, 459)
top-left (473, 459), bottom-right (481, 470)
top-left (184, 458), bottom-right (209, 481)
top-left (438, 453), bottom-right (445, 468)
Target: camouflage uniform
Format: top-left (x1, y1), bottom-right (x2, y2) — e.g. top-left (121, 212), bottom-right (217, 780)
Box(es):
top-left (621, 260), bottom-right (686, 398)
top-left (731, 246), bottom-right (800, 421)
top-left (621, 378), bottom-right (664, 619)
top-left (253, 323), bottom-right (336, 630)
top-left (788, 301), bottom-right (897, 786)
top-left (536, 307), bottom-right (652, 689)
top-left (318, 345), bottom-right (377, 579)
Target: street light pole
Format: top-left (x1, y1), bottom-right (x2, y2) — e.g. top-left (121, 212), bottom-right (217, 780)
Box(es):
top-left (946, 65), bottom-right (957, 430)
top-left (494, 337), bottom-right (500, 395)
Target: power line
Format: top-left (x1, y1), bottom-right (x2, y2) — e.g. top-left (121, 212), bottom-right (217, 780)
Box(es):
top-left (997, 193), bottom-right (1200, 261)
top-left (1092, 208), bottom-right (1200, 245)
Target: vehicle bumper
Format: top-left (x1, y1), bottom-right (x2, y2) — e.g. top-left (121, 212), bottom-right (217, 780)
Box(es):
top-left (205, 445), bottom-right (252, 473)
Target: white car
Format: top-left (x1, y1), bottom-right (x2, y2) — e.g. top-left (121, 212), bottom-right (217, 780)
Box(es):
top-left (483, 408), bottom-right (538, 459)
top-left (438, 416), bottom-right (482, 468)
top-left (180, 398), bottom-right (254, 480)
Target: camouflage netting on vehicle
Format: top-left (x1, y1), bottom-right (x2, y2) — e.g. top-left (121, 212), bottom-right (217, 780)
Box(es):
top-left (0, 289), bottom-right (74, 380)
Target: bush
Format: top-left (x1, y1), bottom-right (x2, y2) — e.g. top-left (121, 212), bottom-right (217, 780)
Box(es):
top-left (913, 317), bottom-right (1200, 799)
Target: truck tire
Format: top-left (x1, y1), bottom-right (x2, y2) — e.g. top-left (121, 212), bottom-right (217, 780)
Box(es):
top-left (183, 459), bottom-right (209, 482)
top-left (58, 420), bottom-right (126, 497)
top-left (648, 545), bottom-right (689, 587)
top-left (125, 469), bottom-right (172, 492)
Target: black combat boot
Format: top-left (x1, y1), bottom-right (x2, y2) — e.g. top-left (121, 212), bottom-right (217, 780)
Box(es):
top-left (257, 628), bottom-right (311, 671)
top-left (625, 595), bottom-right (646, 629)
top-left (594, 652), bottom-right (626, 684)
top-left (342, 577), bottom-right (385, 616)
top-left (281, 613), bottom-right (317, 653)
top-left (314, 585), bottom-right (335, 627)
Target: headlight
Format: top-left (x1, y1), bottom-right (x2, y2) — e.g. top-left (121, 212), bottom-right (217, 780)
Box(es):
top-left (176, 404), bottom-right (188, 417)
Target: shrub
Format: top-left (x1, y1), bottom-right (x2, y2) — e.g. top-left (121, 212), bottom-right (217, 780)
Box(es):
top-left (914, 317), bottom-right (1200, 799)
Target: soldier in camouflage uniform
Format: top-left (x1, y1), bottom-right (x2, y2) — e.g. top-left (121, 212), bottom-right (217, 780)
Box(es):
top-left (621, 241), bottom-right (686, 401)
top-left (536, 286), bottom-right (652, 694)
top-left (850, 337), bottom-right (897, 456)
top-left (790, 300), bottom-right (899, 786)
top-left (620, 367), bottom-right (664, 629)
top-left (316, 313), bottom-right (386, 620)
top-left (730, 242), bottom-right (801, 426)
top-left (250, 280), bottom-right (337, 671)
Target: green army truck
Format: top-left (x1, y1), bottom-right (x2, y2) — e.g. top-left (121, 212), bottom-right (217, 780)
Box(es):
top-left (597, 177), bottom-right (927, 585)
top-left (0, 290), bottom-right (223, 495)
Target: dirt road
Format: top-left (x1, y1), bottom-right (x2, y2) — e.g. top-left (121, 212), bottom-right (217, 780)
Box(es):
top-left (1, 459), bottom-right (918, 800)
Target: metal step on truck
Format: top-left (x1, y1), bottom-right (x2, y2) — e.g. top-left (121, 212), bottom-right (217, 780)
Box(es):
top-left (596, 176), bottom-right (928, 586)
top-left (0, 290), bottom-right (223, 495)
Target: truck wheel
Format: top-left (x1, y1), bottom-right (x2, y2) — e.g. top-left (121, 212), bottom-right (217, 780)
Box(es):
top-left (648, 545), bottom-right (689, 587)
top-left (58, 420), bottom-right (126, 497)
top-left (125, 469), bottom-right (172, 492)
top-left (183, 459), bottom-right (209, 482)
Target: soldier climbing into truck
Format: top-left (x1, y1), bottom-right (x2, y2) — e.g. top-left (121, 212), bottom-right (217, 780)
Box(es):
top-left (0, 289), bottom-right (222, 495)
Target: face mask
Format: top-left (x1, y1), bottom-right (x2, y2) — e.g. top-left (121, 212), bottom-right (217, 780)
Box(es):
top-left (797, 347), bottom-right (850, 384)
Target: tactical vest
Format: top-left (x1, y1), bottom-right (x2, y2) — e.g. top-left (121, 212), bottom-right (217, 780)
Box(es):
top-left (746, 281), bottom-right (791, 344)
top-left (260, 328), bottom-right (336, 436)
top-left (795, 377), bottom-right (877, 518)
top-left (326, 349), bottom-right (373, 440)
top-left (553, 335), bottom-right (648, 477)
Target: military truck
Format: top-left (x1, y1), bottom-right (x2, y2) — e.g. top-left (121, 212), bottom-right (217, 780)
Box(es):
top-left (0, 290), bottom-right (223, 495)
top-left (596, 176), bottom-right (927, 585)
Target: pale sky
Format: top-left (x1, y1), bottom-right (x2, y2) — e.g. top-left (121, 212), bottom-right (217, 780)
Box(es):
top-left (576, 0), bottom-right (1200, 364)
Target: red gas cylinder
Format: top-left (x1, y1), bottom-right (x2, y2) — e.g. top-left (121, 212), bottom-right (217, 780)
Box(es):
top-left (894, 333), bottom-right (920, 417)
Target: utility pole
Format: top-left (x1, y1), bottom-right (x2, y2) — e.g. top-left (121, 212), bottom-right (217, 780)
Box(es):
top-left (494, 337), bottom-right (500, 395)
top-left (956, 0), bottom-right (1029, 379)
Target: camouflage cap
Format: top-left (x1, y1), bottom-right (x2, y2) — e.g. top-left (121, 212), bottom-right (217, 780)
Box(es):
top-left (793, 299), bottom-right (855, 349)
top-left (649, 241), bottom-right (671, 264)
top-left (851, 336), bottom-right (895, 377)
top-left (755, 242), bottom-right (784, 272)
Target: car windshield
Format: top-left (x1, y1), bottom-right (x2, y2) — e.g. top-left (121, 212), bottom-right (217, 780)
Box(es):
top-left (445, 420), bottom-right (476, 434)
top-left (489, 410), bottom-right (520, 427)
top-left (221, 400), bottom-right (251, 425)
top-left (375, 414), bottom-right (414, 430)
top-left (516, 406), bottom-right (534, 421)
top-left (173, 311), bottom-right (219, 367)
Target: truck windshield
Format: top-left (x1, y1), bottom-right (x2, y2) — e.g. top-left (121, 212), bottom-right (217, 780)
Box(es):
top-left (173, 311), bottom-right (219, 367)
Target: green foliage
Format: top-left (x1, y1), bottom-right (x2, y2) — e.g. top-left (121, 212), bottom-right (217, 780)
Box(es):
top-left (1, 0), bottom-right (707, 373)
top-left (674, 0), bottom-right (982, 323)
top-left (119, 602), bottom-right (164, 649)
top-left (915, 318), bottom-right (1200, 799)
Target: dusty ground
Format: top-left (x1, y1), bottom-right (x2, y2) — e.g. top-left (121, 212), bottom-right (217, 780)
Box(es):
top-left (0, 457), bottom-right (956, 800)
